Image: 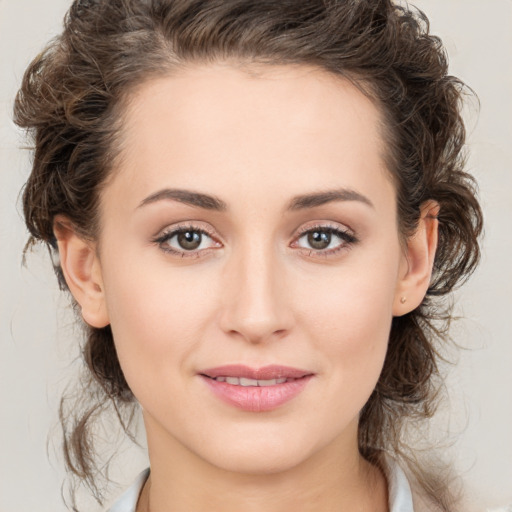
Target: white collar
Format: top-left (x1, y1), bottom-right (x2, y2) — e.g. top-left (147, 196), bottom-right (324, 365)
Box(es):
top-left (384, 455), bottom-right (415, 512)
top-left (108, 458), bottom-right (414, 512)
top-left (108, 468), bottom-right (150, 512)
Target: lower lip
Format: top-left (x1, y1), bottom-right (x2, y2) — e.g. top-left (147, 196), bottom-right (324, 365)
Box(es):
top-left (201, 376), bottom-right (313, 412)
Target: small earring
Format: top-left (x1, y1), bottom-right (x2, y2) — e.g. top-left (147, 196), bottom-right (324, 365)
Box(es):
top-left (400, 296), bottom-right (407, 304)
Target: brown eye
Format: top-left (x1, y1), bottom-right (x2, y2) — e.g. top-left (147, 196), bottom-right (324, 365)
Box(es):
top-left (155, 226), bottom-right (219, 256)
top-left (294, 225), bottom-right (357, 254)
top-left (177, 231), bottom-right (202, 250)
top-left (307, 231), bottom-right (331, 250)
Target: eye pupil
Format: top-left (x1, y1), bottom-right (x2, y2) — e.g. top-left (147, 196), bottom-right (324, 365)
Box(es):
top-left (308, 231), bottom-right (331, 250)
top-left (177, 231), bottom-right (202, 250)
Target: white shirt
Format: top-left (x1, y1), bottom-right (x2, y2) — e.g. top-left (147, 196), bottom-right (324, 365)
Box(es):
top-left (108, 458), bottom-right (415, 512)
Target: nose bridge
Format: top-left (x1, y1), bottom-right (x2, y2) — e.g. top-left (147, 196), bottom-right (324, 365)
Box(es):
top-left (220, 236), bottom-right (291, 343)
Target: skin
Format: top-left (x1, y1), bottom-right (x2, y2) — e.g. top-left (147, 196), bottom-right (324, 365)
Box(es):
top-left (55, 63), bottom-right (438, 512)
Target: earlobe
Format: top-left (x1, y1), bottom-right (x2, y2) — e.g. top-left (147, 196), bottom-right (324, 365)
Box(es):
top-left (53, 215), bottom-right (110, 328)
top-left (393, 200), bottom-right (439, 316)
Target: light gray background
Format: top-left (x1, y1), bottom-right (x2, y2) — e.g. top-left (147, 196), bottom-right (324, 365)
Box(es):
top-left (1, 1), bottom-right (511, 511)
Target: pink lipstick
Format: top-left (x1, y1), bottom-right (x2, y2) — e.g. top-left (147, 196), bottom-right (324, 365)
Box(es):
top-left (199, 365), bottom-right (314, 412)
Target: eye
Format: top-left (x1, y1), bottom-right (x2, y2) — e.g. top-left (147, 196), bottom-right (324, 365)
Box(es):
top-left (153, 225), bottom-right (221, 256)
top-left (293, 225), bottom-right (357, 255)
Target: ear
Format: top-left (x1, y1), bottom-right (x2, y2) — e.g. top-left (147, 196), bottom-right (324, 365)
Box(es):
top-left (53, 215), bottom-right (110, 328)
top-left (393, 200), bottom-right (439, 316)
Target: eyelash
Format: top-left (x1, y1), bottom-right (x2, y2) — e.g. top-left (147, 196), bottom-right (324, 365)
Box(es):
top-left (152, 223), bottom-right (358, 259)
top-left (292, 224), bottom-right (358, 257)
top-left (153, 224), bottom-right (220, 258)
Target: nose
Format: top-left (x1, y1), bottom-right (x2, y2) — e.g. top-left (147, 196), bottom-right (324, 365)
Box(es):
top-left (218, 244), bottom-right (293, 344)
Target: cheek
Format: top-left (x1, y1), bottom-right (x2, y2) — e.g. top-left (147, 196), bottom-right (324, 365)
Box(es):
top-left (295, 252), bottom-right (399, 390)
top-left (299, 258), bottom-right (397, 339)
top-left (100, 257), bottom-right (217, 385)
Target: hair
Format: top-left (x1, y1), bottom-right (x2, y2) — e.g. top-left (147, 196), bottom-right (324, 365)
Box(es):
top-left (14, 0), bottom-right (483, 510)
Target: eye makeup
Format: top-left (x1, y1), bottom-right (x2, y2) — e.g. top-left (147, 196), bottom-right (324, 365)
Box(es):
top-left (291, 222), bottom-right (359, 258)
top-left (152, 223), bottom-right (221, 258)
top-left (151, 220), bottom-right (359, 260)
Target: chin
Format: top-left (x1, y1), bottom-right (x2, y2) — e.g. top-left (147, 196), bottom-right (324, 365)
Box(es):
top-left (193, 429), bottom-right (323, 476)
top-left (208, 449), bottom-right (309, 476)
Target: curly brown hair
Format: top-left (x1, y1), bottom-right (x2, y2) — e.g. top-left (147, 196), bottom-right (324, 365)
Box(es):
top-left (14, 0), bottom-right (483, 510)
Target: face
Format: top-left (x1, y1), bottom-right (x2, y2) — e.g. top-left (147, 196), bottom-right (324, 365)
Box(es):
top-left (93, 64), bottom-right (408, 475)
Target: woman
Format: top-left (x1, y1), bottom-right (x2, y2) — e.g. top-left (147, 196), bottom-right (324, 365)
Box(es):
top-left (14, 0), bottom-right (483, 511)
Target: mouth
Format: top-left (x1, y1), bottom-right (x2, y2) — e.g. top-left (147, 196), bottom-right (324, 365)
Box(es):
top-left (200, 364), bottom-right (312, 381)
top-left (198, 365), bottom-right (314, 412)
top-left (205, 376), bottom-right (296, 387)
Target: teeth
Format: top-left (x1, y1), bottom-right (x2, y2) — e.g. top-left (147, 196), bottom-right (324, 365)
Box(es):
top-left (213, 376), bottom-right (292, 386)
top-left (239, 377), bottom-right (259, 386)
top-left (258, 379), bottom-right (277, 386)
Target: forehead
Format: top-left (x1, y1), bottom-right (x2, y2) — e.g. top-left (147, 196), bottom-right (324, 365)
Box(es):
top-left (108, 63), bottom-right (392, 209)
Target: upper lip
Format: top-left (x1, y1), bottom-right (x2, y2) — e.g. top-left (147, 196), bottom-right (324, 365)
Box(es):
top-left (200, 364), bottom-right (313, 380)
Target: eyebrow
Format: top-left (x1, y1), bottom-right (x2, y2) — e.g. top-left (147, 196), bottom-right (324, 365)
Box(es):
top-left (138, 187), bottom-right (373, 212)
top-left (138, 188), bottom-right (227, 211)
top-left (287, 188), bottom-right (374, 210)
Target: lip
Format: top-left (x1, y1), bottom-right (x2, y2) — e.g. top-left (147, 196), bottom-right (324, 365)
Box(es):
top-left (200, 364), bottom-right (312, 380)
top-left (199, 365), bottom-right (314, 412)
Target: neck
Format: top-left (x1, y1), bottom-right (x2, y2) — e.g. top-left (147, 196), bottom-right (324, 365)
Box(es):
top-left (137, 415), bottom-right (388, 512)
